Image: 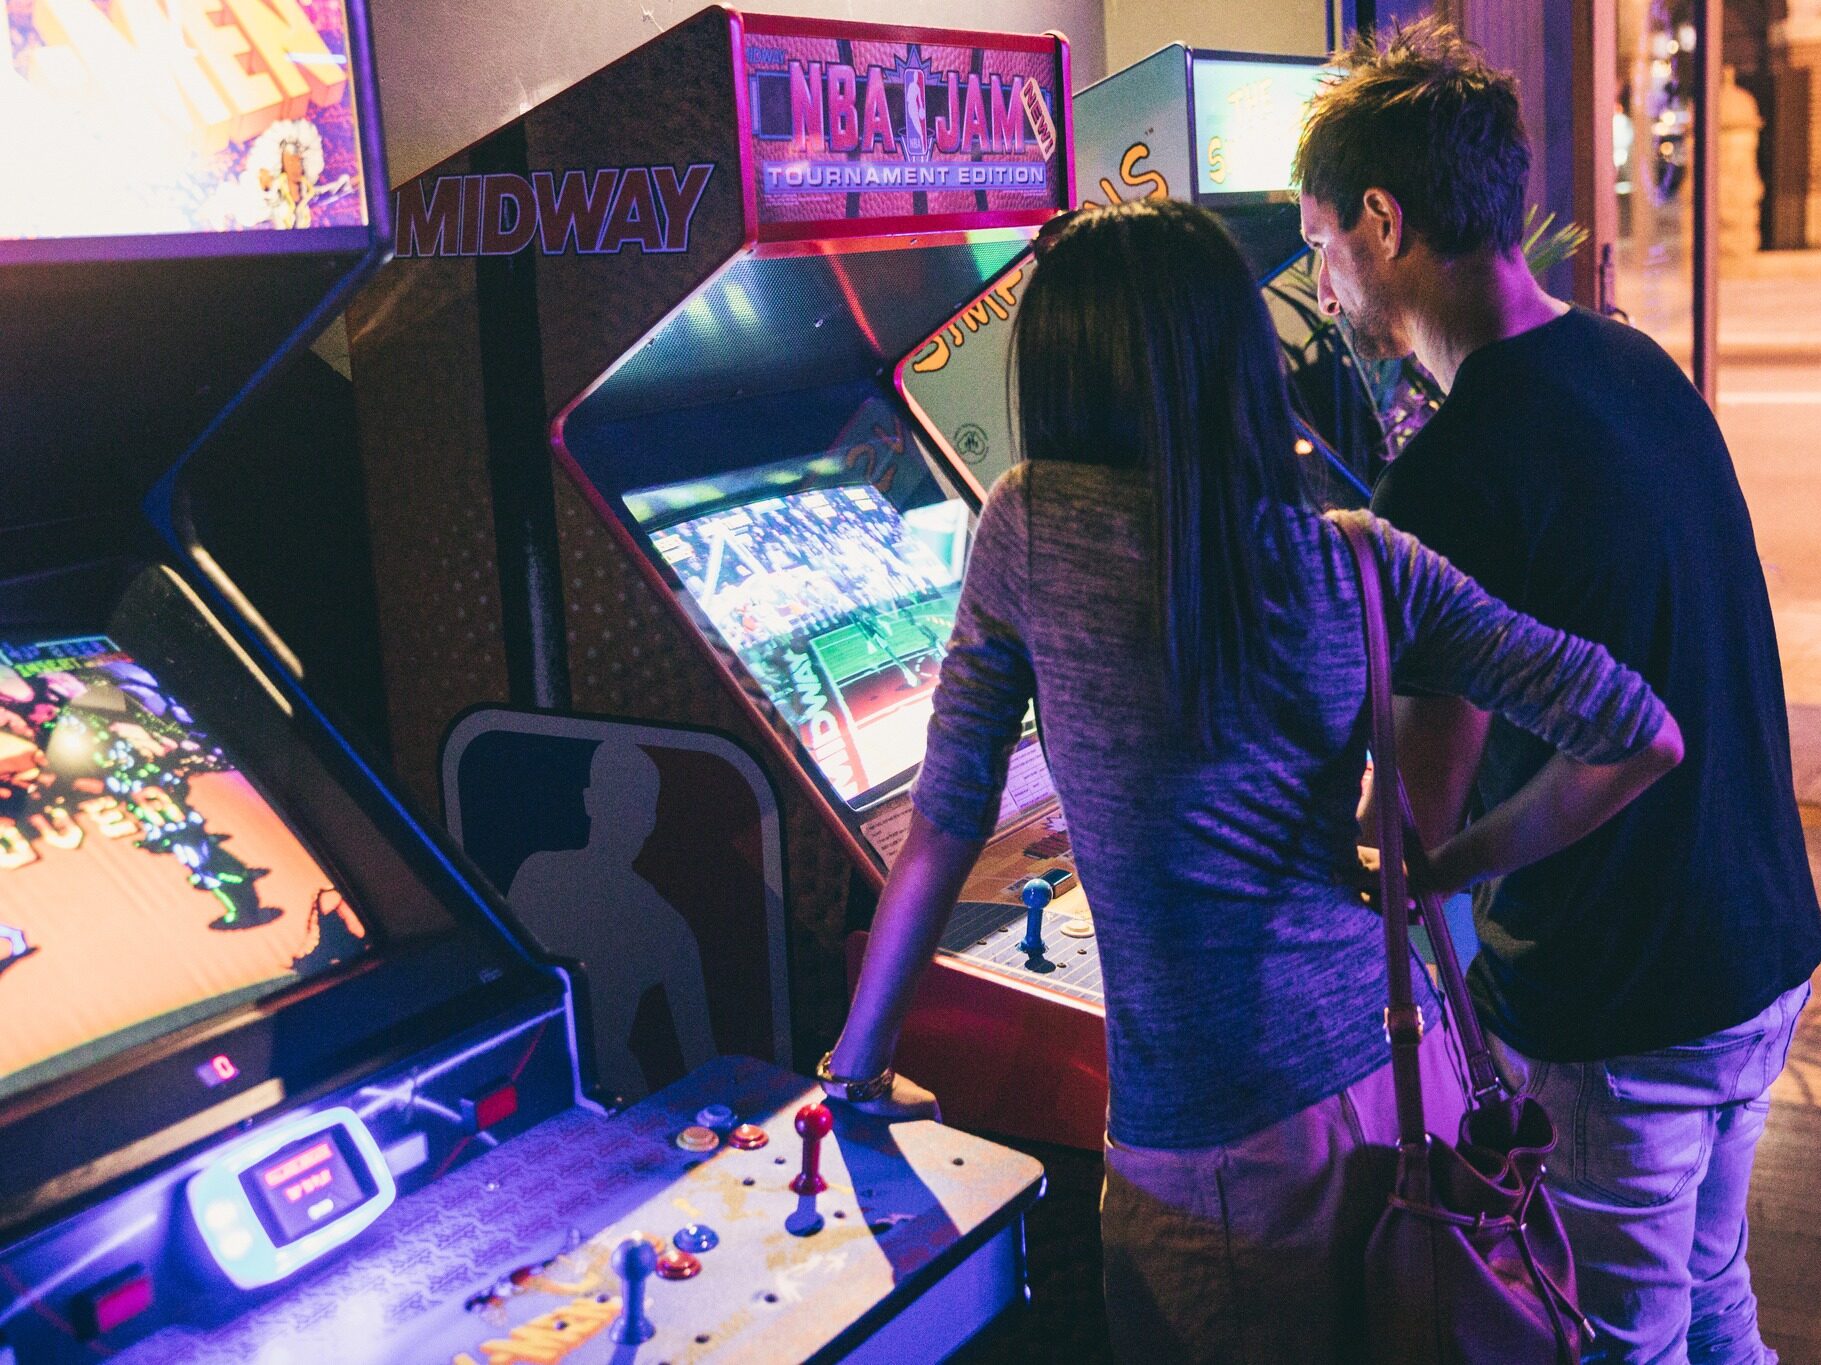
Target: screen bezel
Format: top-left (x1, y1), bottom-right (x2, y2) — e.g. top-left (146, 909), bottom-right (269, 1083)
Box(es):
top-left (555, 377), bottom-right (1055, 883)
top-left (0, 631), bottom-right (384, 1108)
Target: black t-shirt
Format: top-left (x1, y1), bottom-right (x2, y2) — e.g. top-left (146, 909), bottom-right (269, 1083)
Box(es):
top-left (1373, 306), bottom-right (1821, 1061)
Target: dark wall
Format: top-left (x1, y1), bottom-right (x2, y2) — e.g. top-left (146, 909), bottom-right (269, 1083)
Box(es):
top-left (1358, 0), bottom-right (1440, 33)
top-left (182, 353), bottom-right (391, 762)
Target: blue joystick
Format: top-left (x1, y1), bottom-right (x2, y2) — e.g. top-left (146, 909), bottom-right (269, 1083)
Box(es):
top-left (608, 1236), bottom-right (657, 1344)
top-left (1018, 878), bottom-right (1053, 956)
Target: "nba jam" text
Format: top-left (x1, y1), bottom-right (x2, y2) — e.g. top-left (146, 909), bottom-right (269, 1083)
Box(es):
top-left (787, 61), bottom-right (1043, 157)
top-left (394, 164), bottom-right (714, 258)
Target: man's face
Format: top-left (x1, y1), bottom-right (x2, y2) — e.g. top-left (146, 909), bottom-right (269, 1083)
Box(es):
top-left (1299, 194), bottom-right (1410, 362)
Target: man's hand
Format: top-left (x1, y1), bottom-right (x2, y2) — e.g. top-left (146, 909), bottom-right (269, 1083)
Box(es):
top-left (1352, 845), bottom-right (1432, 915)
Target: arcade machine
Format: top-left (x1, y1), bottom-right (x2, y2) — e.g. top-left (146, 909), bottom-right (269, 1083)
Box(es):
top-left (0, 4), bottom-right (1040, 1361)
top-left (812, 46), bottom-right (1351, 1150)
top-left (900, 44), bottom-right (1348, 503)
top-left (343, 10), bottom-right (1106, 1145)
top-left (549, 18), bottom-right (1105, 1149)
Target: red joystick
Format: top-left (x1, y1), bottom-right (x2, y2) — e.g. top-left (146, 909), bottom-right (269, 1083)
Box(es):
top-left (790, 1102), bottom-right (833, 1195)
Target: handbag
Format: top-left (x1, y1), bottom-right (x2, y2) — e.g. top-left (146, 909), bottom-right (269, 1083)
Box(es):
top-left (1337, 517), bottom-right (1591, 1365)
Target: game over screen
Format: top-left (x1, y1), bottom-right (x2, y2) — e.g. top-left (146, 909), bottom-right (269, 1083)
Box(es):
top-left (649, 485), bottom-right (970, 806)
top-left (0, 635), bottom-right (369, 1104)
top-left (1192, 56), bottom-right (1331, 199)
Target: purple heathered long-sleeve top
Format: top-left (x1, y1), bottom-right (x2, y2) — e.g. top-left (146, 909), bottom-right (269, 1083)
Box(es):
top-left (910, 461), bottom-right (1668, 1149)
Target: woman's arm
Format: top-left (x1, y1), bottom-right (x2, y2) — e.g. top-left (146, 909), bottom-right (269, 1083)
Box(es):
top-left (1423, 710), bottom-right (1683, 894)
top-left (826, 813), bottom-right (986, 1118)
top-left (831, 813), bottom-right (985, 1076)
top-left (826, 472), bottom-right (1036, 1117)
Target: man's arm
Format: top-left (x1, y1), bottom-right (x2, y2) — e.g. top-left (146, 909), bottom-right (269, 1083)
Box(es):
top-left (1395, 694), bottom-right (1493, 850)
top-left (1359, 694), bottom-right (1491, 851)
top-left (1367, 437), bottom-right (1514, 851)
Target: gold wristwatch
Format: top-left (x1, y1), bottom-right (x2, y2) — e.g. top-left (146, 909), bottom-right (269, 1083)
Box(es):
top-left (816, 1050), bottom-right (895, 1103)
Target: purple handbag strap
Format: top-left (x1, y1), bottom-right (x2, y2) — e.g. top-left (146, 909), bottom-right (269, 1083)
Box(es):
top-left (1395, 780), bottom-right (1504, 1104)
top-left (1337, 519), bottom-right (1503, 1150)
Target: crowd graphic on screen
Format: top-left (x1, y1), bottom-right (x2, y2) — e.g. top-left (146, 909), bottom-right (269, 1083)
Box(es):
top-left (652, 487), bottom-right (964, 800)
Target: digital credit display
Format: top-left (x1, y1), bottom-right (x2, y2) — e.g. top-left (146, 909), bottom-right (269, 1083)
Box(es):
top-left (648, 485), bottom-right (968, 806)
top-left (240, 1129), bottom-right (372, 1247)
top-left (1192, 56), bottom-right (1329, 200)
top-left (189, 1106), bottom-right (396, 1288)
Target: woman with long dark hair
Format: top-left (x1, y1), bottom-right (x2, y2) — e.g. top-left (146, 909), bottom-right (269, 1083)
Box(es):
top-left (824, 200), bottom-right (1682, 1361)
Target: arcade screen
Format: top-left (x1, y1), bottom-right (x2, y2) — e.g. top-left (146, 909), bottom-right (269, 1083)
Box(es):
top-left (0, 635), bottom-right (369, 1104)
top-left (1, 0), bottom-right (369, 240)
top-left (1192, 55), bottom-right (1329, 201)
top-left (642, 483), bottom-right (969, 807)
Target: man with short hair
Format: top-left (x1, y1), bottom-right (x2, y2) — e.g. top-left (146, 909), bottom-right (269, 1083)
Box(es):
top-left (1296, 21), bottom-right (1821, 1363)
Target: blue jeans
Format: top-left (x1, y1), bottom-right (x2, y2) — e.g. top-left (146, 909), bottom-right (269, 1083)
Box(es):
top-left (1490, 983), bottom-right (1810, 1365)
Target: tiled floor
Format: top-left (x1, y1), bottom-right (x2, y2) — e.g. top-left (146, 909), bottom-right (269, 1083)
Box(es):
top-left (1754, 806), bottom-right (1821, 1361)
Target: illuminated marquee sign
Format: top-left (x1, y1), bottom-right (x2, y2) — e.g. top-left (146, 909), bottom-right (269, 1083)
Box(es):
top-left (742, 24), bottom-right (1063, 226)
top-left (1, 0), bottom-right (368, 241)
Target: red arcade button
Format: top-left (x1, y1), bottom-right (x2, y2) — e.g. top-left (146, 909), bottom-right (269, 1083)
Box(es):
top-left (463, 1083), bottom-right (519, 1132)
top-left (78, 1268), bottom-right (153, 1338)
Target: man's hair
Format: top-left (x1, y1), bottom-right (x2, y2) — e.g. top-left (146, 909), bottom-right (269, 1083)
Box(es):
top-left (1294, 19), bottom-right (1530, 256)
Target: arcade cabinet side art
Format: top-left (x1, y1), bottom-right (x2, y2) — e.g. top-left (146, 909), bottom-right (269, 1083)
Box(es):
top-left (443, 709), bottom-right (788, 1105)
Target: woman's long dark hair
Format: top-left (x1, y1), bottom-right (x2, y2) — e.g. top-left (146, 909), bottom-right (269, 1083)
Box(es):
top-left (1012, 199), bottom-right (1307, 744)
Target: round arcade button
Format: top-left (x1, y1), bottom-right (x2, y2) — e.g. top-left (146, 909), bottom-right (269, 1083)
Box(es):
top-left (1020, 878), bottom-right (1055, 911)
top-left (728, 1123), bottom-right (769, 1150)
top-left (695, 1103), bottom-right (736, 1130)
top-left (674, 1223), bottom-right (719, 1254)
top-left (675, 1126), bottom-right (720, 1153)
top-left (656, 1248), bottom-right (702, 1280)
top-left (1060, 918), bottom-right (1095, 938)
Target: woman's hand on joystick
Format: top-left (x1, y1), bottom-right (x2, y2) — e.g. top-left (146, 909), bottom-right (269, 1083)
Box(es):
top-left (844, 1072), bottom-right (939, 1123)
